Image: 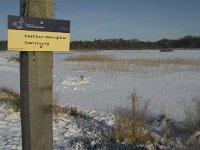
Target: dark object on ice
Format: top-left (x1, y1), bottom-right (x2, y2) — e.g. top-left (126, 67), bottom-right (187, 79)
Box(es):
top-left (159, 42), bottom-right (173, 52)
top-left (160, 48), bottom-right (173, 52)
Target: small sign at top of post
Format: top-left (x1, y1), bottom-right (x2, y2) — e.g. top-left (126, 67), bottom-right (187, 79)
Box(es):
top-left (8, 15), bottom-right (70, 51)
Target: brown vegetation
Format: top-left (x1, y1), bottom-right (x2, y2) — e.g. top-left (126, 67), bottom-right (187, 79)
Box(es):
top-left (66, 54), bottom-right (114, 62)
top-left (0, 86), bottom-right (87, 118)
top-left (114, 92), bottom-right (153, 145)
top-left (66, 54), bottom-right (200, 66)
top-left (185, 97), bottom-right (200, 133)
top-left (0, 86), bottom-right (20, 112)
top-left (6, 57), bottom-right (20, 62)
top-left (126, 58), bottom-right (200, 66)
top-left (52, 100), bottom-right (87, 118)
top-left (65, 54), bottom-right (200, 72)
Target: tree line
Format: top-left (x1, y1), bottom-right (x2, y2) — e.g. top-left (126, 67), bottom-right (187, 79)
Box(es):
top-left (1, 35), bottom-right (200, 51)
top-left (70, 35), bottom-right (200, 50)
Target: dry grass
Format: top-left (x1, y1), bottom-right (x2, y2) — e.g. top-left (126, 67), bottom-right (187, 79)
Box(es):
top-left (65, 54), bottom-right (200, 72)
top-left (6, 57), bottom-right (20, 62)
top-left (114, 92), bottom-right (153, 145)
top-left (126, 58), bottom-right (200, 67)
top-left (66, 54), bottom-right (114, 62)
top-left (66, 54), bottom-right (200, 66)
top-left (52, 101), bottom-right (87, 118)
top-left (185, 97), bottom-right (200, 133)
top-left (0, 86), bottom-right (87, 118)
top-left (0, 86), bottom-right (20, 112)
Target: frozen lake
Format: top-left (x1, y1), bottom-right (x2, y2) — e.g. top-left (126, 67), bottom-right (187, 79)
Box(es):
top-left (1, 50), bottom-right (200, 121)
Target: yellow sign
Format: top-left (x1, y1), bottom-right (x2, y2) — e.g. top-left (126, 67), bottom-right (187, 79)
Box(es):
top-left (8, 15), bottom-right (70, 51)
top-left (8, 30), bottom-right (70, 51)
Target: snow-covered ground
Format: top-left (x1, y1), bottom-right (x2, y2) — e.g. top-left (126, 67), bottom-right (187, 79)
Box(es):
top-left (1, 50), bottom-right (200, 149)
top-left (0, 104), bottom-right (115, 150)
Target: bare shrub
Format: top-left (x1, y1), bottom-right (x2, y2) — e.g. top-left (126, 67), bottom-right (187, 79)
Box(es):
top-left (0, 86), bottom-right (20, 112)
top-left (114, 92), bottom-right (153, 145)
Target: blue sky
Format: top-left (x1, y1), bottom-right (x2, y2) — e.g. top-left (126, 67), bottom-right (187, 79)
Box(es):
top-left (0, 0), bottom-right (200, 41)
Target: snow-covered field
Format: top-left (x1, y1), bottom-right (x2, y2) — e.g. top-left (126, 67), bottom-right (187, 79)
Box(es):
top-left (1, 50), bottom-right (200, 149)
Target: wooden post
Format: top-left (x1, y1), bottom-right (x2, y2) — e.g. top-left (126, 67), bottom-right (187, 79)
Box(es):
top-left (20, 0), bottom-right (54, 150)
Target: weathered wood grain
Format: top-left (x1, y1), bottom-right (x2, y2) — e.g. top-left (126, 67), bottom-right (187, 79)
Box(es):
top-left (20, 0), bottom-right (54, 149)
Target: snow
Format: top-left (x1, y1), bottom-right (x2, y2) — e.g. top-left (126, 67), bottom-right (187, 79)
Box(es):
top-left (1, 50), bottom-right (200, 119)
top-left (1, 49), bottom-right (200, 149)
top-left (53, 50), bottom-right (200, 120)
top-left (0, 106), bottom-right (21, 150)
top-left (0, 104), bottom-right (115, 150)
